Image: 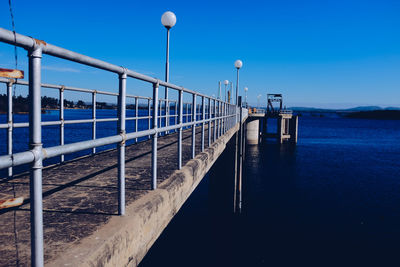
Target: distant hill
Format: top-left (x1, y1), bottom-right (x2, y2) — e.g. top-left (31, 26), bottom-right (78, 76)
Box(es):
top-left (289, 106), bottom-right (400, 112)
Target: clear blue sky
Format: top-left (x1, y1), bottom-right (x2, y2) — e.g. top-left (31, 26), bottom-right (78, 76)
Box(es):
top-left (0, 0), bottom-right (399, 108)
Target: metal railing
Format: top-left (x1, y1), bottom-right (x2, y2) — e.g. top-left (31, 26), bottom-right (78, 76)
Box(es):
top-left (0, 27), bottom-right (247, 267)
top-left (279, 109), bottom-right (293, 115)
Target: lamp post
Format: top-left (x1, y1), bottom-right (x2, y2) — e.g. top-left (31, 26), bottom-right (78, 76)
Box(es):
top-left (234, 60), bottom-right (243, 105)
top-left (223, 80), bottom-right (229, 102)
top-left (244, 87), bottom-right (248, 107)
top-left (229, 82), bottom-right (233, 103)
top-left (218, 81), bottom-right (222, 99)
top-left (161, 11), bottom-right (176, 131)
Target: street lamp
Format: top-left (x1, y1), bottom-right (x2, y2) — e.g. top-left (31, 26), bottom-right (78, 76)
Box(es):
top-left (234, 59), bottom-right (243, 105)
top-left (244, 87), bottom-right (248, 107)
top-left (224, 80), bottom-right (229, 102)
top-left (161, 11), bottom-right (177, 130)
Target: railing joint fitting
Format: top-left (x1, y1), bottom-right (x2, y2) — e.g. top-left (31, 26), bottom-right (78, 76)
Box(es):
top-left (60, 85), bottom-right (65, 92)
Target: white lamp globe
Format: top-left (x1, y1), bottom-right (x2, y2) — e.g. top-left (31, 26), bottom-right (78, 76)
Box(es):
top-left (161, 11), bottom-right (177, 29)
top-left (224, 80), bottom-right (229, 85)
top-left (244, 87), bottom-right (248, 92)
top-left (234, 59), bottom-right (243, 69)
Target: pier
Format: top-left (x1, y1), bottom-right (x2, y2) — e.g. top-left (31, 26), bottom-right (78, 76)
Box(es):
top-left (247, 94), bottom-right (298, 144)
top-left (0, 28), bottom-right (248, 266)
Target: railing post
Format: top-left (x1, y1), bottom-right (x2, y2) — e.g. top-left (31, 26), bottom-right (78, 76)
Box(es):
top-left (152, 82), bottom-right (159, 189)
top-left (218, 101), bottom-right (221, 138)
top-left (59, 86), bottom-right (65, 162)
top-left (91, 91), bottom-right (96, 155)
top-left (178, 89), bottom-right (183, 169)
top-left (147, 98), bottom-right (151, 139)
top-left (208, 98), bottom-right (211, 147)
top-left (191, 94), bottom-right (196, 159)
top-left (201, 96), bottom-right (205, 152)
top-left (117, 72), bottom-right (127, 215)
top-left (7, 81), bottom-right (13, 177)
top-left (174, 99), bottom-right (178, 132)
top-left (213, 99), bottom-right (217, 142)
top-left (28, 45), bottom-right (44, 267)
top-left (135, 97), bottom-right (139, 143)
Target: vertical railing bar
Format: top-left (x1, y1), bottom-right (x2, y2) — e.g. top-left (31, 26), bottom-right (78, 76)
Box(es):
top-left (152, 82), bottom-right (159, 190)
top-left (28, 45), bottom-right (44, 267)
top-left (117, 72), bottom-right (127, 215)
top-left (59, 86), bottom-right (65, 162)
top-left (201, 96), bottom-right (205, 152)
top-left (213, 99), bottom-right (217, 142)
top-left (191, 94), bottom-right (196, 159)
top-left (174, 99), bottom-right (178, 132)
top-left (135, 97), bottom-right (139, 143)
top-left (208, 98), bottom-right (211, 147)
top-left (92, 91), bottom-right (96, 155)
top-left (147, 98), bottom-right (151, 139)
top-left (178, 89), bottom-right (183, 169)
top-left (7, 81), bottom-right (13, 177)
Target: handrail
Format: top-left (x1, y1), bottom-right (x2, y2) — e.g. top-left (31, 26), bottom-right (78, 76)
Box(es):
top-left (0, 27), bottom-right (247, 267)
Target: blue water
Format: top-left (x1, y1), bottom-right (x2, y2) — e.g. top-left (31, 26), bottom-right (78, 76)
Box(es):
top-left (140, 116), bottom-right (400, 266)
top-left (0, 108), bottom-right (189, 177)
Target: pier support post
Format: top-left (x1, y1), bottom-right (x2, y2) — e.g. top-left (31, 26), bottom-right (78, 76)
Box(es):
top-left (28, 45), bottom-right (44, 267)
top-left (117, 72), bottom-right (127, 215)
top-left (246, 119), bottom-right (259, 145)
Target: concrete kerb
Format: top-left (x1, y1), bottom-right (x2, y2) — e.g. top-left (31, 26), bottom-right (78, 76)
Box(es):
top-left (48, 123), bottom-right (240, 267)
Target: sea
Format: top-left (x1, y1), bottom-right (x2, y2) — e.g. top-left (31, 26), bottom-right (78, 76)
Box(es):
top-left (140, 114), bottom-right (400, 267)
top-left (1, 111), bottom-right (400, 266)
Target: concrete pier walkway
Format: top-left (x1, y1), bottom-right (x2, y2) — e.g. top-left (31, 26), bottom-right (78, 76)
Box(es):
top-left (0, 124), bottom-right (238, 266)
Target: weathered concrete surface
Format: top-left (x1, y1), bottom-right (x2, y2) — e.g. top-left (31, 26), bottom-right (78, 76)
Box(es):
top-left (48, 124), bottom-right (239, 267)
top-left (246, 119), bottom-right (260, 145)
top-left (0, 123), bottom-right (239, 267)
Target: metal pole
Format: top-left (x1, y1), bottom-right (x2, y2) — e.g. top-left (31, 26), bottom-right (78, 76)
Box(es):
top-left (238, 97), bottom-right (243, 213)
top-left (135, 97), bottom-right (138, 143)
top-left (7, 81), bottom-right (13, 177)
top-left (60, 87), bottom-right (65, 162)
top-left (165, 29), bottom-right (170, 134)
top-left (147, 99), bottom-right (151, 139)
top-left (186, 102), bottom-right (189, 126)
top-left (201, 96), bottom-right (205, 152)
top-left (218, 81), bottom-right (221, 99)
top-left (219, 101), bottom-right (222, 137)
top-left (178, 90), bottom-right (183, 169)
top-left (213, 99), bottom-right (217, 142)
top-left (191, 94), bottom-right (196, 159)
top-left (208, 98), bottom-right (211, 147)
top-left (152, 82), bottom-right (159, 189)
top-left (117, 73), bottom-right (127, 215)
top-left (174, 99), bottom-right (178, 132)
top-left (91, 91), bottom-right (96, 155)
top-left (236, 68), bottom-right (239, 105)
top-left (28, 45), bottom-right (44, 267)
